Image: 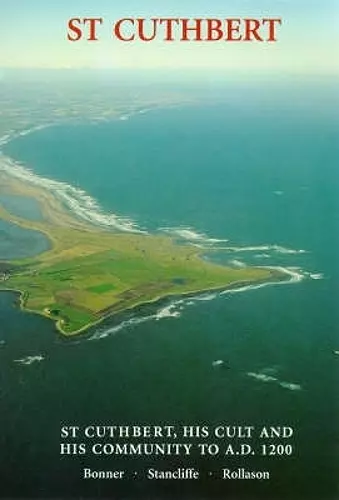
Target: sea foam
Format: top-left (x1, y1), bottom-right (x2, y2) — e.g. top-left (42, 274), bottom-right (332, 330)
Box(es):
top-left (229, 259), bottom-right (247, 268)
top-left (88, 300), bottom-right (183, 341)
top-left (247, 371), bottom-right (302, 391)
top-left (88, 315), bottom-right (154, 341)
top-left (14, 355), bottom-right (44, 365)
top-left (217, 244), bottom-right (308, 255)
top-left (0, 152), bottom-right (145, 234)
top-left (160, 226), bottom-right (309, 260)
top-left (155, 303), bottom-right (182, 320)
top-left (160, 227), bottom-right (229, 246)
top-left (87, 265), bottom-right (307, 342)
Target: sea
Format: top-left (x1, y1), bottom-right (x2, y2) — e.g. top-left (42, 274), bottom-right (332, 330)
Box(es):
top-left (0, 81), bottom-right (338, 500)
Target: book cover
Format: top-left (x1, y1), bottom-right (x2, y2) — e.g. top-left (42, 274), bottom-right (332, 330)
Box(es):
top-left (0, 1), bottom-right (338, 499)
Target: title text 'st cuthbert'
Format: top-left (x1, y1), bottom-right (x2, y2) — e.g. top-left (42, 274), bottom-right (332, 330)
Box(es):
top-left (67, 18), bottom-right (282, 43)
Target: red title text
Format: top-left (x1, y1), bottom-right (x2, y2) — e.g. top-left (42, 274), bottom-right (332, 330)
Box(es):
top-left (67, 17), bottom-right (283, 43)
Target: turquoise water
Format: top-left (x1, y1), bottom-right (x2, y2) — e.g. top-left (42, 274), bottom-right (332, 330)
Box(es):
top-left (1, 85), bottom-right (338, 499)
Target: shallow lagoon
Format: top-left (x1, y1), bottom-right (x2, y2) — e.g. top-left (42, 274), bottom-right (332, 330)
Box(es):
top-left (0, 218), bottom-right (49, 260)
top-left (0, 194), bottom-right (43, 222)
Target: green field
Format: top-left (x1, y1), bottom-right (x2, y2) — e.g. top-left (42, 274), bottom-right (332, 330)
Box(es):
top-left (0, 177), bottom-right (282, 336)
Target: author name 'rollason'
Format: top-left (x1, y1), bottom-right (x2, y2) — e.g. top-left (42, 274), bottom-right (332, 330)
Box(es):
top-left (67, 17), bottom-right (282, 43)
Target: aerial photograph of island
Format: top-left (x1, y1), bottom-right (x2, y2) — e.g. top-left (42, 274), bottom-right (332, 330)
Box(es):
top-left (1, 1), bottom-right (338, 499)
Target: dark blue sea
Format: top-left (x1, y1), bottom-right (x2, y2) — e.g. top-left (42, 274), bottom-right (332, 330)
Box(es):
top-left (1, 82), bottom-right (338, 499)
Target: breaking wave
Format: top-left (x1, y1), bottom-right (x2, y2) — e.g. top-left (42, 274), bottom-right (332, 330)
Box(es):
top-left (217, 244), bottom-right (308, 255)
top-left (1, 129), bottom-right (312, 255)
top-left (160, 227), bottom-right (229, 246)
top-left (308, 272), bottom-right (324, 280)
top-left (88, 300), bottom-right (184, 341)
top-left (118, 106), bottom-right (161, 121)
top-left (0, 126), bottom-right (49, 148)
top-left (193, 293), bottom-right (219, 302)
top-left (88, 315), bottom-right (154, 341)
top-left (159, 227), bottom-right (309, 258)
top-left (155, 302), bottom-right (182, 320)
top-left (247, 371), bottom-right (302, 391)
top-left (87, 266), bottom-right (306, 342)
top-left (229, 259), bottom-right (247, 268)
top-left (0, 151), bottom-right (145, 234)
top-left (217, 266), bottom-right (304, 298)
top-left (212, 359), bottom-right (225, 367)
top-left (14, 354), bottom-right (45, 365)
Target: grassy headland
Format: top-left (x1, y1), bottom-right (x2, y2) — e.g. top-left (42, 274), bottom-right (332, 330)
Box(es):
top-left (0, 173), bottom-right (284, 336)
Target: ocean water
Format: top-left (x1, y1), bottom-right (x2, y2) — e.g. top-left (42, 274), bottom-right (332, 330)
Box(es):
top-left (0, 84), bottom-right (338, 499)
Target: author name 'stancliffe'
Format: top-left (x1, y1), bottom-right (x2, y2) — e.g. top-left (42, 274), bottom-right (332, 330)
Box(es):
top-left (82, 467), bottom-right (270, 481)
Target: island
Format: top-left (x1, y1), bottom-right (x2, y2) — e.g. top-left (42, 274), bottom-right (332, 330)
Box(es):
top-left (0, 172), bottom-right (286, 336)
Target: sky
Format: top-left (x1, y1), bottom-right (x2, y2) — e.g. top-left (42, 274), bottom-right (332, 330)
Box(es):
top-left (1, 0), bottom-right (338, 76)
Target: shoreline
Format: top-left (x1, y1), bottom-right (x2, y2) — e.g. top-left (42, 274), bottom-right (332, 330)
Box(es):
top-left (0, 194), bottom-right (293, 337)
top-left (0, 172), bottom-right (301, 337)
top-left (0, 216), bottom-right (52, 261)
top-left (0, 102), bottom-right (190, 234)
top-left (0, 270), bottom-right (291, 337)
top-left (0, 111), bottom-right (304, 337)
top-left (0, 101), bottom-right (186, 148)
